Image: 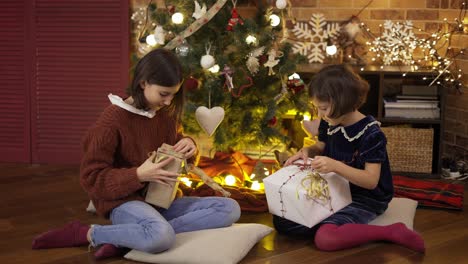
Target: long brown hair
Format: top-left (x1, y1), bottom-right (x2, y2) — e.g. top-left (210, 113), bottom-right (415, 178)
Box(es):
top-left (128, 48), bottom-right (185, 121)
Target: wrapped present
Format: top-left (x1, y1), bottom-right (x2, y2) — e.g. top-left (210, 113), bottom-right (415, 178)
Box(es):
top-left (264, 160), bottom-right (352, 228)
top-left (145, 143), bottom-right (185, 209)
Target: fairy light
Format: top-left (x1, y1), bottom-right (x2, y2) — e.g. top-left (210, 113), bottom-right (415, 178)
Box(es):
top-left (251, 181), bottom-right (261, 191)
top-left (145, 34), bottom-right (156, 46)
top-left (172, 12), bottom-right (184, 24)
top-left (208, 64), bottom-right (220, 73)
top-left (245, 35), bottom-right (257, 45)
top-left (180, 177), bottom-right (192, 187)
top-left (325, 43), bottom-right (337, 55)
top-left (224, 175), bottom-right (237, 186)
top-left (269, 14), bottom-right (281, 27)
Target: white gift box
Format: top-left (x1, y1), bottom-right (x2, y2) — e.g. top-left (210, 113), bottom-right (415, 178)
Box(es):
top-left (264, 160), bottom-right (352, 228)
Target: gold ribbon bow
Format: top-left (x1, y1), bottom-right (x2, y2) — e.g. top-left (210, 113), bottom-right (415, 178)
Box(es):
top-left (296, 170), bottom-right (331, 207)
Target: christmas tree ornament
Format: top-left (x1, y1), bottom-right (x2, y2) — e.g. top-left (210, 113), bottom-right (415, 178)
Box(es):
top-left (175, 39), bottom-right (190, 56)
top-left (268, 116), bottom-right (277, 127)
top-left (201, 43), bottom-right (216, 69)
top-left (183, 76), bottom-right (200, 91)
top-left (192, 1), bottom-right (207, 20)
top-left (287, 76), bottom-right (305, 94)
top-left (246, 46), bottom-right (265, 75)
top-left (276, 0), bottom-right (287, 9)
top-left (263, 48), bottom-right (283, 75)
top-left (226, 0), bottom-right (244, 31)
top-left (154, 25), bottom-right (166, 45)
top-left (195, 106), bottom-right (225, 136)
top-left (221, 65), bottom-right (234, 91)
top-left (167, 5), bottom-right (175, 14)
top-left (228, 74), bottom-right (254, 98)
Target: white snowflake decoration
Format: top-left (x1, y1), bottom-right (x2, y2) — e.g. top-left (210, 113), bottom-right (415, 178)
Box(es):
top-left (291, 14), bottom-right (340, 63)
top-left (370, 20), bottom-right (422, 65)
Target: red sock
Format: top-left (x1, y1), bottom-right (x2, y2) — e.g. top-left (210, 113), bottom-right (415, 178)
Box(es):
top-left (314, 223), bottom-right (425, 253)
top-left (94, 244), bottom-right (128, 260)
top-left (32, 221), bottom-right (90, 249)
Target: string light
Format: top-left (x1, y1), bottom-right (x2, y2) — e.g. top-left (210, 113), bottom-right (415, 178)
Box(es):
top-left (325, 42), bottom-right (337, 55)
top-left (171, 12), bottom-right (184, 24)
top-left (208, 64), bottom-right (220, 73)
top-left (145, 34), bottom-right (156, 46)
top-left (224, 175), bottom-right (237, 186)
top-left (180, 177), bottom-right (192, 187)
top-left (245, 35), bottom-right (257, 45)
top-left (251, 181), bottom-right (261, 191)
top-left (269, 14), bottom-right (281, 27)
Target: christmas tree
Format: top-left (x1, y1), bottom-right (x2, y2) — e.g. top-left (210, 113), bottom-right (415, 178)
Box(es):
top-left (132, 0), bottom-right (308, 153)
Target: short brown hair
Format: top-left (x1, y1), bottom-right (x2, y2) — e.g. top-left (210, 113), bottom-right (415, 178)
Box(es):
top-left (308, 64), bottom-right (369, 119)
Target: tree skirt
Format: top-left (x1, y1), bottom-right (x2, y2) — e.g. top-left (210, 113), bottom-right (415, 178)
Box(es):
top-left (393, 175), bottom-right (464, 210)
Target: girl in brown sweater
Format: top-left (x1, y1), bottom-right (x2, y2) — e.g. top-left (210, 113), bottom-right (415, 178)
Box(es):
top-left (32, 48), bottom-right (241, 259)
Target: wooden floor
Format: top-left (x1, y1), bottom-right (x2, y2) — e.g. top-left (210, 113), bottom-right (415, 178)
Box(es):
top-left (1, 163), bottom-right (467, 264)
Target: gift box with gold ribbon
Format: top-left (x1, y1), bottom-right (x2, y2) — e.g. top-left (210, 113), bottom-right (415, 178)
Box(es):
top-left (144, 143), bottom-right (185, 209)
top-left (263, 159), bottom-right (352, 228)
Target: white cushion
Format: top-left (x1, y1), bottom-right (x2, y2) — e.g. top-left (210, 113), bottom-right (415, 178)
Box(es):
top-left (124, 223), bottom-right (272, 264)
top-left (369, 197), bottom-right (418, 229)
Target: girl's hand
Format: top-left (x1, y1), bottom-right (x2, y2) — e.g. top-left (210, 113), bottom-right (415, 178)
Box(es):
top-left (284, 148), bottom-right (309, 166)
top-left (136, 153), bottom-right (179, 186)
top-left (173, 138), bottom-right (197, 159)
top-left (310, 156), bottom-right (337, 173)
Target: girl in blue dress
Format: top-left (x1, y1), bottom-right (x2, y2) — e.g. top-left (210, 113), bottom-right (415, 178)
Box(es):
top-left (277, 64), bottom-right (425, 253)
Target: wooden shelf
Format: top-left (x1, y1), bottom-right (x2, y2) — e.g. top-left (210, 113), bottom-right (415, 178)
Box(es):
top-left (379, 117), bottom-right (441, 124)
top-left (295, 66), bottom-right (445, 176)
top-left (296, 64), bottom-right (435, 74)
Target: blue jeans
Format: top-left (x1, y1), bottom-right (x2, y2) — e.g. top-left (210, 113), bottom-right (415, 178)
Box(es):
top-left (90, 197), bottom-right (240, 253)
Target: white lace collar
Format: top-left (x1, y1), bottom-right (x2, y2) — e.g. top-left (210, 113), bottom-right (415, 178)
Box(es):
top-left (327, 120), bottom-right (381, 142)
top-left (108, 94), bottom-right (156, 118)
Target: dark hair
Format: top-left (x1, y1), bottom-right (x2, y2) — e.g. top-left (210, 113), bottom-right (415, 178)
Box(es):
top-left (308, 64), bottom-right (369, 119)
top-left (129, 48), bottom-right (185, 120)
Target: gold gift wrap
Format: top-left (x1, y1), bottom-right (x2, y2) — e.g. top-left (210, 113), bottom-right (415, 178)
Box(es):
top-left (144, 143), bottom-right (185, 209)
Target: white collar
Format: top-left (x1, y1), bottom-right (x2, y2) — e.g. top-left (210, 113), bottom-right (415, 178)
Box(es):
top-left (108, 94), bottom-right (156, 118)
top-left (327, 120), bottom-right (381, 142)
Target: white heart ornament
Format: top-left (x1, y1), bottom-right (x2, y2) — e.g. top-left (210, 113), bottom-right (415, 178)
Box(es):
top-left (195, 106), bottom-right (225, 136)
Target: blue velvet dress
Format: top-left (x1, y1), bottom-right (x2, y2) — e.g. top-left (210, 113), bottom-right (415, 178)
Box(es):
top-left (273, 115), bottom-right (394, 237)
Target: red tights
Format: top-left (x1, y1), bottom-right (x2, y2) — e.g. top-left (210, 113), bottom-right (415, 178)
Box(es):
top-left (314, 223), bottom-right (425, 252)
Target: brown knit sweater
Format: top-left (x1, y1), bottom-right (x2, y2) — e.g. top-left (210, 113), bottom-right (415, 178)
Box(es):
top-left (80, 104), bottom-right (195, 218)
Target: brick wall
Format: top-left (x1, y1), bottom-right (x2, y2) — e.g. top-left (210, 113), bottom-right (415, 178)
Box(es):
top-left (131, 0), bottom-right (468, 160)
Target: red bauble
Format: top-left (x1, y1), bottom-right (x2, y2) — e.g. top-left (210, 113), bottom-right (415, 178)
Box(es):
top-left (184, 76), bottom-right (200, 92)
top-left (268, 116), bottom-right (277, 127)
top-left (167, 5), bottom-right (175, 14)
